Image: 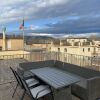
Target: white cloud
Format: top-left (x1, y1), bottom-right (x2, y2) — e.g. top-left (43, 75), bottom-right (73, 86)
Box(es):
top-left (0, 0), bottom-right (100, 34)
top-left (30, 33), bottom-right (53, 36)
top-left (0, 0), bottom-right (69, 24)
top-left (28, 25), bottom-right (40, 30)
top-left (66, 33), bottom-right (99, 37)
top-left (37, 0), bottom-right (68, 7)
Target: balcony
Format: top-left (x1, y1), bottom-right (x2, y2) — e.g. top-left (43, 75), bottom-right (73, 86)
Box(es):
top-left (0, 51), bottom-right (100, 100)
top-left (91, 52), bottom-right (98, 56)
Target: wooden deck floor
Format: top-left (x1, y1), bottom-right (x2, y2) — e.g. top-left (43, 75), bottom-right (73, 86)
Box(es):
top-left (0, 59), bottom-right (80, 100)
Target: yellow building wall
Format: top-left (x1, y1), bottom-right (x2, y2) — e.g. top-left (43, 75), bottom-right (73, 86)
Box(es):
top-left (32, 44), bottom-right (47, 49)
top-left (50, 46), bottom-right (98, 57)
top-left (7, 39), bottom-right (23, 50)
top-left (0, 39), bottom-right (3, 47)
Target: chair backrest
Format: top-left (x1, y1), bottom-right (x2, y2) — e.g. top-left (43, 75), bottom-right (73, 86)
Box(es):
top-left (16, 73), bottom-right (33, 97)
top-left (18, 75), bottom-right (51, 99)
top-left (10, 67), bottom-right (19, 83)
top-left (17, 68), bottom-right (24, 76)
top-left (10, 67), bottom-right (23, 88)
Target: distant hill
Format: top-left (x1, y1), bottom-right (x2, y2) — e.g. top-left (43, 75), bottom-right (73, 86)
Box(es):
top-left (25, 36), bottom-right (54, 45)
top-left (0, 33), bottom-right (54, 40)
top-left (25, 36), bottom-right (53, 39)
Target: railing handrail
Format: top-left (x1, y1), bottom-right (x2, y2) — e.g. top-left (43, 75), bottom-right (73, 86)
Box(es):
top-left (0, 51), bottom-right (99, 70)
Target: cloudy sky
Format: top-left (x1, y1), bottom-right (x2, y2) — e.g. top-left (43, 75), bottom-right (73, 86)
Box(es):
top-left (0, 0), bottom-right (100, 36)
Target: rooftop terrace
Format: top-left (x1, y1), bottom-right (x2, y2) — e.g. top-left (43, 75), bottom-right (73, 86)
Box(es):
top-left (0, 51), bottom-right (100, 100)
top-left (0, 58), bottom-right (80, 100)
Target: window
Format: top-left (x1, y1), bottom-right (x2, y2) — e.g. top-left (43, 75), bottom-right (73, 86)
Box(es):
top-left (94, 47), bottom-right (96, 52)
top-left (7, 40), bottom-right (11, 49)
top-left (88, 48), bottom-right (90, 52)
top-left (58, 48), bottom-right (60, 52)
top-left (83, 48), bottom-right (84, 52)
top-left (83, 40), bottom-right (85, 42)
top-left (64, 48), bottom-right (67, 52)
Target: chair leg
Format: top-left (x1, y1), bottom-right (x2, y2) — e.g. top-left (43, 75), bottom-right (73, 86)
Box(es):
top-left (20, 90), bottom-right (26, 100)
top-left (42, 97), bottom-right (45, 100)
top-left (49, 87), bottom-right (54, 100)
top-left (52, 95), bottom-right (54, 100)
top-left (12, 83), bottom-right (19, 98)
top-left (51, 92), bottom-right (54, 100)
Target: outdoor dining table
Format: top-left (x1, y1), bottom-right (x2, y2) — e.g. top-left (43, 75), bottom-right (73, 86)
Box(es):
top-left (30, 67), bottom-right (82, 100)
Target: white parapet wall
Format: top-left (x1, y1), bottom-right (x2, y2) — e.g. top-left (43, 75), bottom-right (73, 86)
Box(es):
top-left (0, 50), bottom-right (30, 55)
top-left (0, 50), bottom-right (30, 60)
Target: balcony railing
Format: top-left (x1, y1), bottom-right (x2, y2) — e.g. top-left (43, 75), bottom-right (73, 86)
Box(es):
top-left (0, 51), bottom-right (100, 70)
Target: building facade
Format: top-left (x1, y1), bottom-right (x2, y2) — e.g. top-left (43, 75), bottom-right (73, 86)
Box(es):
top-left (0, 38), bottom-right (23, 50)
top-left (48, 38), bottom-right (100, 57)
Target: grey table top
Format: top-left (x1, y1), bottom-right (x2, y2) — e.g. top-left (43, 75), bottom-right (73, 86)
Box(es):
top-left (30, 67), bottom-right (82, 89)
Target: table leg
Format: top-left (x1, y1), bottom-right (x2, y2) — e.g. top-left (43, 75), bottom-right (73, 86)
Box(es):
top-left (53, 86), bottom-right (72, 100)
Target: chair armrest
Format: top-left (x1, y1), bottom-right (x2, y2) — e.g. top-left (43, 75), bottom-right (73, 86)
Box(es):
top-left (17, 68), bottom-right (24, 75)
top-left (87, 76), bottom-right (100, 100)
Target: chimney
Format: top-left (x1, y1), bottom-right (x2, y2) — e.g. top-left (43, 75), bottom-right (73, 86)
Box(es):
top-left (90, 42), bottom-right (93, 46)
top-left (50, 41), bottom-right (54, 46)
top-left (60, 40), bottom-right (63, 46)
top-left (79, 41), bottom-right (81, 46)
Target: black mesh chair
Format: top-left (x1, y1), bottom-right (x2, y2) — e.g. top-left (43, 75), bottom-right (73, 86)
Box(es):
top-left (10, 67), bottom-right (39, 98)
top-left (10, 67), bottom-right (23, 97)
top-left (17, 73), bottom-right (53, 100)
top-left (17, 68), bottom-right (33, 79)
